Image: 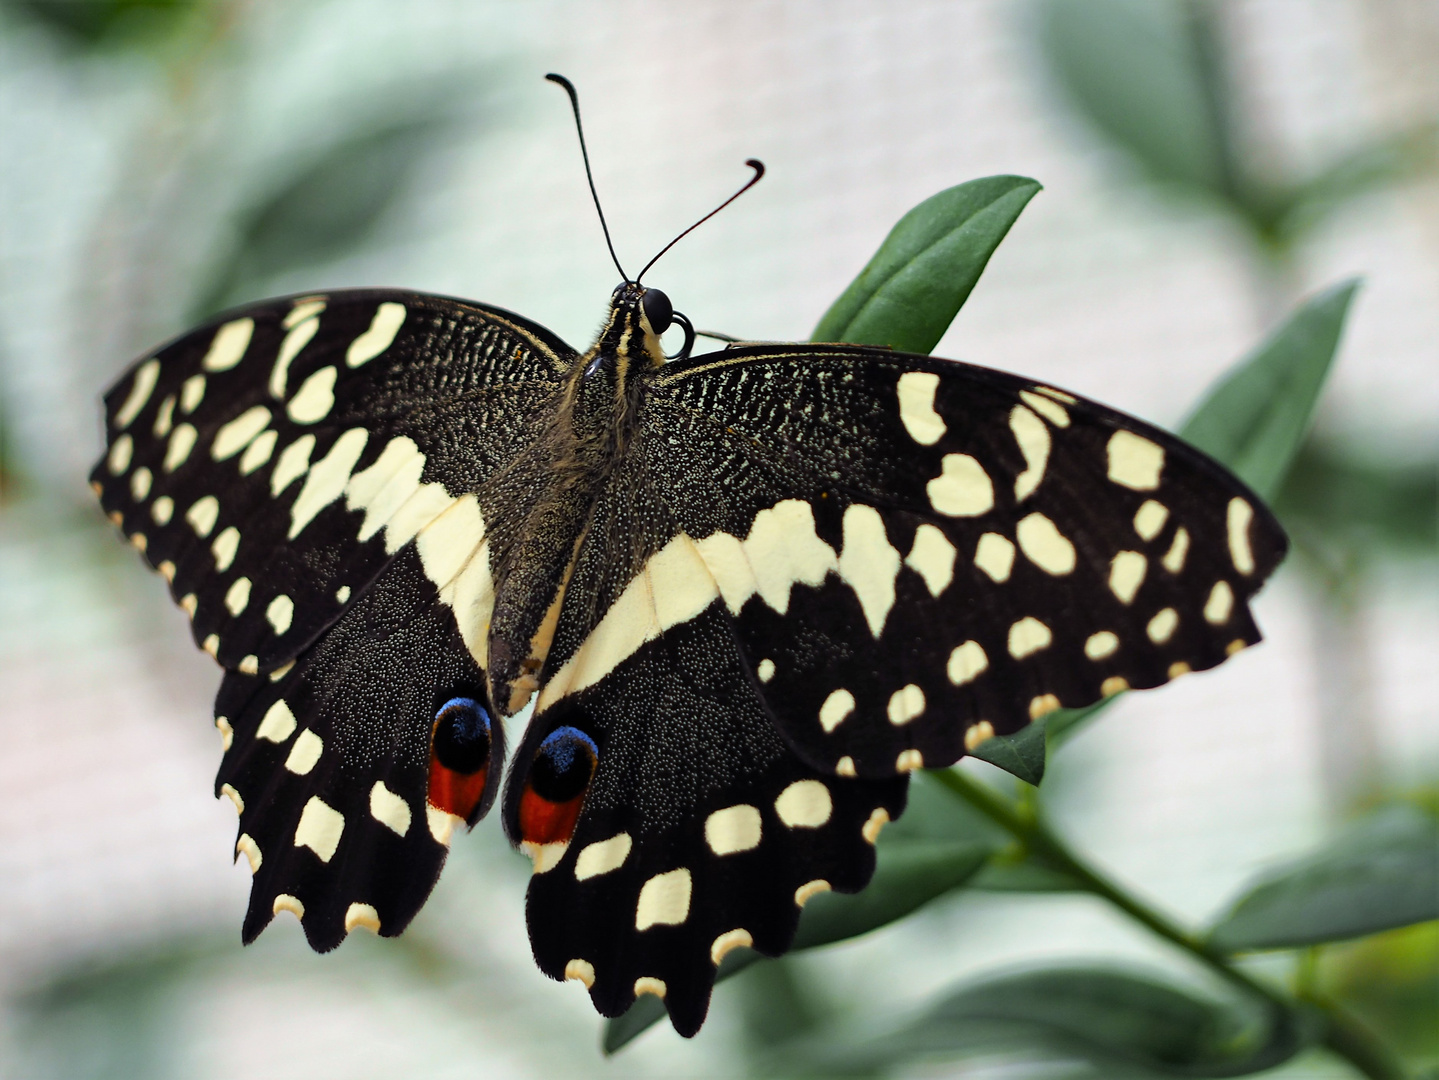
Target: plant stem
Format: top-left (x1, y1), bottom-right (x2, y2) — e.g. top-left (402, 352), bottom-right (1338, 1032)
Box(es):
top-left (928, 766), bottom-right (1408, 1080)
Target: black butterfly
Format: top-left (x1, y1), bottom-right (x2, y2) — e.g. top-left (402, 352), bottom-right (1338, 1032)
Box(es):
top-left (90, 78), bottom-right (1285, 1037)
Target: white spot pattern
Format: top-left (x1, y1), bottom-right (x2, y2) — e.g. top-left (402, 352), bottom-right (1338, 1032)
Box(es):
top-left (369, 781), bottom-right (412, 836)
top-left (837, 504), bottom-right (901, 636)
top-left (200, 318), bottom-right (254, 372)
top-left (289, 429), bottom-right (368, 538)
top-left (635, 869), bottom-right (692, 930)
top-left (973, 532), bottom-right (1015, 582)
top-left (266, 594), bottom-right (294, 635)
top-left (1109, 551), bottom-right (1147, 604)
top-left (294, 796), bottom-right (344, 862)
top-left (818, 688), bottom-right (855, 733)
top-left (212, 406), bottom-right (271, 460)
top-left (1008, 616), bottom-right (1052, 659)
top-left (575, 833), bottom-right (632, 879)
top-left (287, 366), bottom-right (337, 424)
top-left (1107, 430), bottom-right (1165, 490)
top-left (775, 780), bottom-right (832, 827)
top-left (1016, 512), bottom-right (1076, 575)
top-left (185, 495), bottom-right (219, 537)
top-left (180, 373), bottom-right (205, 413)
top-left (211, 526), bottom-right (240, 571)
top-left (1204, 581), bottom-right (1234, 624)
top-left (269, 314), bottom-right (321, 399)
top-left (107, 434), bottom-right (133, 474)
top-left (346, 302), bottom-right (406, 367)
top-left (886, 684), bottom-right (926, 725)
top-left (1227, 498), bottom-right (1255, 574)
top-left (1133, 500), bottom-right (1169, 541)
top-left (256, 699), bottom-right (297, 743)
top-left (947, 640), bottom-right (988, 684)
top-left (284, 729), bottom-right (323, 775)
top-left (896, 371), bottom-right (946, 444)
top-left (115, 359), bottom-right (160, 427)
top-left (239, 429), bottom-right (277, 474)
top-left (927, 453), bottom-right (994, 516)
top-left (1010, 405), bottom-right (1050, 501)
top-left (1085, 631), bottom-right (1120, 659)
top-left (905, 523), bottom-right (956, 597)
top-left (164, 424), bottom-right (197, 472)
top-left (225, 577), bottom-right (251, 616)
top-left (705, 805), bottom-right (762, 855)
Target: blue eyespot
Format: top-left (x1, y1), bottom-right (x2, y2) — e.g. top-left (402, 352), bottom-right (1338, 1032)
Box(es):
top-left (531, 726), bottom-right (598, 803)
top-left (432, 697), bottom-right (492, 775)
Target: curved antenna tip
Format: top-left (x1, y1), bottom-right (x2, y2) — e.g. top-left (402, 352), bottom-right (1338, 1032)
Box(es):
top-left (636, 158), bottom-right (767, 283)
top-left (545, 72), bottom-right (575, 92)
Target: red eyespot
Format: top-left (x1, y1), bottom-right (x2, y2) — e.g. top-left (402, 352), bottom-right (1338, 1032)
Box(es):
top-left (517, 726), bottom-right (598, 846)
top-left (427, 697), bottom-right (493, 823)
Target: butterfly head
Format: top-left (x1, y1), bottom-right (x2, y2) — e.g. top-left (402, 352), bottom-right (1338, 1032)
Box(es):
top-left (595, 282), bottom-right (694, 370)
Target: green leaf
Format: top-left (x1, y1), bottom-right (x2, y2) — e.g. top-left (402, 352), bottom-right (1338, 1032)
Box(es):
top-left (812, 175), bottom-right (1041, 353)
top-left (1036, 0), bottom-right (1232, 198)
top-left (1210, 804), bottom-right (1439, 952)
top-left (791, 966), bottom-right (1311, 1077)
top-left (1179, 280), bottom-right (1358, 500)
top-left (968, 721), bottom-right (1048, 785)
top-left (1279, 122), bottom-right (1439, 240)
top-left (602, 795), bottom-right (1000, 1053)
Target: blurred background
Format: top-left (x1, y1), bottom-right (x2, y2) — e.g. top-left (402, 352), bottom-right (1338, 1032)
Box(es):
top-left (0, 1), bottom-right (1435, 1077)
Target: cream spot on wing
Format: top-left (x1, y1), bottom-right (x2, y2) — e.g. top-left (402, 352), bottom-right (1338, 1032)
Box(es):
top-left (974, 532), bottom-right (1015, 582)
top-left (1168, 661), bottom-right (1192, 679)
top-left (164, 424), bottom-right (197, 472)
top-left (180, 593), bottom-right (197, 617)
top-left (115, 359), bottom-right (160, 427)
top-left (756, 658), bottom-right (775, 683)
top-left (236, 834), bottom-right (261, 872)
top-left (272, 435), bottom-right (315, 496)
top-left (1019, 389), bottom-right (1070, 427)
top-left (284, 729), bottom-right (323, 775)
top-left (711, 929), bottom-right (753, 965)
top-left (426, 805), bottom-right (462, 846)
top-left (267, 594), bottom-right (294, 635)
top-left (1036, 385), bottom-right (1076, 403)
top-left (215, 716), bottom-right (233, 751)
top-left (1102, 676), bottom-right (1130, 696)
top-left (1010, 404), bottom-right (1051, 501)
top-left (211, 527), bottom-right (240, 571)
top-left (221, 783), bottom-right (243, 814)
top-left (1133, 500), bottom-right (1169, 541)
top-left (284, 298), bottom-right (327, 328)
top-left (775, 780), bottom-right (832, 827)
top-left (151, 496), bottom-right (174, 525)
top-left (1148, 607), bottom-right (1179, 644)
top-left (269, 314), bottom-right (321, 399)
top-left (107, 434), bottom-right (133, 475)
top-left (336, 585), bottom-right (351, 603)
top-left (927, 453), bottom-right (995, 516)
top-left (158, 560), bottom-right (176, 582)
top-left (896, 749), bottom-right (924, 772)
top-left (238, 655), bottom-right (258, 674)
top-left (838, 503), bottom-right (901, 636)
top-left (795, 880), bottom-right (831, 906)
top-left (1162, 527), bottom-right (1190, 573)
top-left (1205, 581), bottom-right (1234, 624)
top-left (1030, 694), bottom-right (1061, 719)
top-left (1227, 639), bottom-right (1248, 656)
top-left (523, 841), bottom-right (569, 873)
top-left (132, 533), bottom-right (150, 553)
top-left (369, 781), bottom-right (412, 836)
top-left (964, 720), bottom-right (996, 751)
top-left (635, 868), bottom-right (692, 930)
top-left (1107, 430), bottom-right (1165, 490)
top-left (239, 429), bottom-right (277, 474)
top-left (692, 530), bottom-right (757, 614)
top-left (129, 466), bottom-right (152, 500)
top-left (862, 808), bottom-right (890, 844)
top-left (897, 371), bottom-right (946, 444)
top-left (180, 373), bottom-right (205, 414)
top-left (273, 894), bottom-right (304, 921)
top-left (948, 640), bottom-right (988, 685)
top-left (1017, 512), bottom-right (1076, 575)
top-left (1085, 631), bottom-right (1119, 660)
top-left (564, 959), bottom-right (595, 988)
top-left (201, 318), bottom-right (254, 372)
top-left (835, 756), bottom-right (856, 777)
top-left (256, 699), bottom-right (297, 743)
top-left (346, 436), bottom-right (426, 541)
top-left (344, 903), bottom-right (380, 934)
top-left (1228, 498), bottom-right (1255, 574)
top-left (289, 429), bottom-right (368, 538)
top-left (185, 495), bottom-right (219, 537)
top-left (574, 833), bottom-right (632, 880)
top-left (741, 500), bottom-right (838, 614)
top-left (905, 523), bottom-right (956, 597)
top-left (886, 684), bottom-right (926, 726)
top-left (347, 302), bottom-right (407, 367)
top-left (225, 577), bottom-right (251, 616)
top-left (1109, 551), bottom-right (1147, 604)
top-left (1008, 616), bottom-right (1052, 659)
top-left (633, 977), bottom-right (666, 1000)
top-left (152, 394), bottom-right (175, 437)
top-left (211, 406), bottom-right (271, 461)
top-left (705, 806), bottom-right (762, 855)
top-left (819, 688), bottom-right (855, 733)
top-left (287, 366), bottom-right (338, 424)
top-left (294, 796), bottom-right (344, 862)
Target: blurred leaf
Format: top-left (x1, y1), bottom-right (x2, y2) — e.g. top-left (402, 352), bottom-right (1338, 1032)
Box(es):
top-left (3, 0), bottom-right (200, 51)
top-left (969, 720), bottom-right (1048, 784)
top-left (1037, 0), bottom-right (1233, 199)
top-left (812, 175), bottom-right (1041, 352)
top-left (1210, 804), bottom-right (1439, 952)
top-left (1280, 123), bottom-right (1439, 239)
top-left (1275, 439), bottom-right (1439, 560)
top-left (737, 957), bottom-right (826, 1053)
top-left (1179, 280), bottom-right (1358, 500)
top-left (192, 111), bottom-right (464, 319)
top-left (1328, 921), bottom-right (1439, 1069)
top-left (793, 966), bottom-right (1311, 1078)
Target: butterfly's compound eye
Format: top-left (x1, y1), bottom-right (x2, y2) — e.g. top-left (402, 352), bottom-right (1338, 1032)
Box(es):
top-left (427, 697), bottom-right (494, 824)
top-left (641, 287), bottom-right (673, 334)
top-left (518, 725), bottom-right (598, 846)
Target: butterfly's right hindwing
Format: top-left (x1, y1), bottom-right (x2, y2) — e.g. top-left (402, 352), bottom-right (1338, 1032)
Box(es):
top-left (91, 289), bottom-right (573, 676)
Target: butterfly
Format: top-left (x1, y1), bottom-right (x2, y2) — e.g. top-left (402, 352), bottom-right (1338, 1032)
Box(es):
top-left (90, 76), bottom-right (1286, 1037)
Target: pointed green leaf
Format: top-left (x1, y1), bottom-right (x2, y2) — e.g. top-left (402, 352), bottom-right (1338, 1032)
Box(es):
top-left (1210, 804), bottom-right (1439, 952)
top-left (968, 721), bottom-right (1048, 785)
top-left (812, 175), bottom-right (1041, 353)
top-left (1179, 280), bottom-right (1359, 500)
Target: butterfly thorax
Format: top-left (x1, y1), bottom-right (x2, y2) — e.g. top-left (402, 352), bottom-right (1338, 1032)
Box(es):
top-left (485, 285), bottom-right (667, 715)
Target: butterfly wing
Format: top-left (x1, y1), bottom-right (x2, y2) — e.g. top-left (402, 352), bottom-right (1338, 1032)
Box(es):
top-left (91, 288), bottom-right (573, 676)
top-left (93, 289), bottom-right (574, 946)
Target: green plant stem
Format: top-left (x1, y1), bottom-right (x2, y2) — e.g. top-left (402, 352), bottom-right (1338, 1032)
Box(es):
top-left (928, 766), bottom-right (1408, 1080)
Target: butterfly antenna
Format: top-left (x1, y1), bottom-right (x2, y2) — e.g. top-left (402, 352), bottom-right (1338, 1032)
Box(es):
top-left (636, 159), bottom-right (765, 284)
top-left (546, 73), bottom-right (629, 282)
